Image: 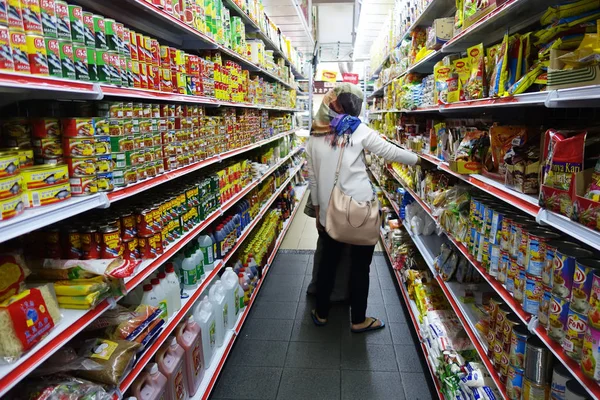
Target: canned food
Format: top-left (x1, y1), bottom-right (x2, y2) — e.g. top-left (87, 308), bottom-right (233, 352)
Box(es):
top-left (582, 325), bottom-right (600, 380)
top-left (96, 154), bottom-right (112, 173)
top-left (59, 38), bottom-right (75, 79)
top-left (22, 0), bottom-right (42, 35)
top-left (82, 11), bottom-right (94, 47)
top-left (119, 55), bottom-right (128, 86)
top-left (21, 163), bottom-right (67, 189)
top-left (73, 43), bottom-right (88, 80)
top-left (502, 314), bottom-right (521, 352)
top-left (7, 0), bottom-right (23, 30)
top-left (507, 364), bottom-right (524, 400)
top-left (571, 259), bottom-right (600, 316)
top-left (0, 173), bottom-right (21, 199)
top-left (515, 268), bottom-right (526, 303)
top-left (105, 18), bottom-right (117, 50)
top-left (123, 237), bottom-right (139, 260)
top-left (0, 193), bottom-right (24, 220)
top-left (544, 240), bottom-right (576, 287)
top-left (507, 257), bottom-right (519, 293)
top-left (553, 246), bottom-right (595, 300)
top-left (550, 363), bottom-right (572, 400)
top-left (96, 171), bottom-right (113, 192)
top-left (110, 135), bottom-right (133, 152)
top-left (539, 286), bottom-right (552, 328)
top-left (524, 336), bottom-right (553, 385)
top-left (68, 4), bottom-right (83, 43)
top-left (564, 308), bottom-right (588, 361)
top-left (0, 26), bottom-right (14, 71)
top-left (55, 0), bottom-right (70, 40)
top-left (61, 227), bottom-right (81, 258)
top-left (124, 166), bottom-right (136, 185)
top-left (0, 151), bottom-right (19, 177)
top-left (522, 378), bottom-right (549, 400)
top-left (3, 147), bottom-right (33, 167)
top-left (510, 324), bottom-right (530, 368)
top-left (108, 51), bottom-right (120, 84)
top-left (62, 117), bottom-right (93, 137)
top-left (93, 14), bottom-right (105, 49)
top-left (86, 46), bottom-right (96, 81)
top-left (10, 29), bottom-right (30, 73)
top-left (99, 225), bottom-right (122, 258)
top-left (63, 136), bottom-right (94, 156)
top-left (80, 226), bottom-right (99, 259)
top-left (526, 229), bottom-right (561, 277)
top-left (565, 379), bottom-right (589, 399)
top-left (31, 118), bottom-right (59, 138)
top-left (112, 168), bottom-right (125, 187)
top-left (549, 294), bottom-right (570, 343)
top-left (65, 156), bottom-right (94, 176)
top-left (94, 136), bottom-right (110, 155)
top-left (40, 0), bottom-right (56, 38)
top-left (69, 175), bottom-right (97, 195)
top-left (45, 37), bottom-right (61, 76)
top-left (111, 152), bottom-right (126, 169)
top-left (524, 273), bottom-right (544, 315)
top-left (136, 208), bottom-right (154, 236)
top-left (23, 181), bottom-right (70, 207)
top-left (498, 250), bottom-right (510, 284)
top-left (32, 137), bottom-right (61, 157)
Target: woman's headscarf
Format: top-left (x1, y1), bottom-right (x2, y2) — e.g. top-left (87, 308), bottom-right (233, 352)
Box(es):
top-left (310, 82), bottom-right (364, 148)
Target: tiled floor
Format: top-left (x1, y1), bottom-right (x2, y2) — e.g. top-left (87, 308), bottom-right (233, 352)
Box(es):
top-left (210, 250), bottom-right (437, 399)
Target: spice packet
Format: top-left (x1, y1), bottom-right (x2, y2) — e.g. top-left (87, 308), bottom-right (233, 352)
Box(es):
top-left (464, 44), bottom-right (485, 100)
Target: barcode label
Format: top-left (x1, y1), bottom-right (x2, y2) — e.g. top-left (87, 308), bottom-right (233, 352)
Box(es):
top-left (32, 191), bottom-right (41, 207)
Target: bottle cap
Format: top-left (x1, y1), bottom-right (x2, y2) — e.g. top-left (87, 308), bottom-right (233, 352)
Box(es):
top-left (143, 284), bottom-right (152, 291)
top-left (151, 278), bottom-right (160, 286)
top-left (148, 363), bottom-right (159, 375)
top-left (158, 271), bottom-right (166, 279)
top-left (165, 264), bottom-right (175, 273)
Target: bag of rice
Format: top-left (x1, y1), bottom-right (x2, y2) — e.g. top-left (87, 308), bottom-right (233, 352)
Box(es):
top-left (0, 284), bottom-right (61, 363)
top-left (76, 338), bottom-right (140, 386)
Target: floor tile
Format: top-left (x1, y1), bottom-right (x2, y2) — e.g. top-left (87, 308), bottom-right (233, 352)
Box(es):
top-left (298, 237), bottom-right (318, 249)
top-left (401, 372), bottom-right (436, 400)
top-left (212, 365), bottom-right (282, 399)
top-left (385, 303), bottom-right (409, 323)
top-left (227, 339), bottom-right (289, 367)
top-left (341, 370), bottom-right (405, 400)
top-left (340, 320), bottom-right (393, 345)
top-left (239, 318), bottom-right (294, 341)
top-left (249, 300), bottom-right (298, 320)
top-left (341, 343), bottom-right (398, 372)
top-left (276, 368), bottom-right (340, 400)
top-left (263, 273), bottom-right (305, 288)
top-left (379, 275), bottom-right (397, 290)
top-left (295, 300), bottom-right (349, 324)
top-left (382, 289), bottom-right (403, 307)
top-left (389, 323), bottom-right (416, 344)
top-left (365, 303), bottom-right (388, 322)
top-left (290, 319), bottom-right (342, 343)
top-left (394, 344), bottom-right (424, 372)
top-left (273, 253), bottom-right (310, 266)
top-left (280, 236), bottom-right (300, 250)
top-left (285, 341), bottom-right (340, 369)
top-left (258, 284), bottom-right (302, 302)
top-left (270, 261), bottom-right (309, 275)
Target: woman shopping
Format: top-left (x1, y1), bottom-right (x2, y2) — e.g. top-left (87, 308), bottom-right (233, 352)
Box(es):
top-left (306, 83), bottom-right (418, 333)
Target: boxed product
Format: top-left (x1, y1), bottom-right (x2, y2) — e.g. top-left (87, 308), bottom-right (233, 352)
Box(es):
top-left (573, 164), bottom-right (600, 231)
top-left (426, 18), bottom-right (455, 50)
top-left (548, 46), bottom-right (600, 90)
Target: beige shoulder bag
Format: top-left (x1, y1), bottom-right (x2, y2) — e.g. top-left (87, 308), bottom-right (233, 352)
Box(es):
top-left (325, 146), bottom-right (381, 246)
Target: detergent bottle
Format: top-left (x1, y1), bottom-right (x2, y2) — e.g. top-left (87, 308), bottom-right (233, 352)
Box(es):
top-left (247, 253), bottom-right (260, 278)
top-left (238, 272), bottom-right (251, 306)
top-left (156, 337), bottom-right (188, 400)
top-left (157, 272), bottom-right (174, 317)
top-left (131, 363), bottom-right (167, 400)
top-left (176, 316), bottom-right (204, 397)
top-left (208, 281), bottom-right (226, 347)
top-left (197, 234), bottom-right (214, 273)
top-left (151, 278), bottom-right (168, 319)
top-left (214, 225), bottom-right (225, 259)
top-left (193, 243), bottom-right (204, 282)
top-left (181, 247), bottom-right (197, 290)
top-left (194, 296), bottom-right (216, 368)
top-left (221, 267), bottom-right (242, 327)
top-left (164, 263), bottom-right (182, 314)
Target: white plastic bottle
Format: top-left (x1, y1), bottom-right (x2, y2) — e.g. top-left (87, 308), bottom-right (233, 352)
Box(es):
top-left (194, 296), bottom-right (216, 368)
top-left (197, 234), bottom-right (214, 273)
top-left (221, 267), bottom-right (243, 327)
top-left (194, 244), bottom-right (205, 282)
top-left (164, 263), bottom-right (182, 314)
top-left (140, 284), bottom-right (159, 309)
top-left (181, 248), bottom-right (197, 290)
top-left (151, 278), bottom-right (169, 319)
top-left (208, 281), bottom-right (226, 347)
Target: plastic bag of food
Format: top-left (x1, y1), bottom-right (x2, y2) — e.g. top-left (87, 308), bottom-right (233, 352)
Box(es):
top-left (410, 215), bottom-right (425, 235)
top-left (507, 64), bottom-right (543, 95)
top-left (0, 284), bottom-right (62, 363)
top-left (506, 34), bottom-right (523, 90)
top-left (0, 252), bottom-right (30, 303)
top-left (423, 217), bottom-right (437, 236)
top-left (485, 44), bottom-right (502, 88)
top-left (585, 158), bottom-right (600, 201)
top-left (434, 62), bottom-right (452, 104)
top-left (448, 58), bottom-right (471, 103)
top-left (75, 338), bottom-right (140, 386)
top-left (33, 258), bottom-right (137, 280)
top-left (464, 44), bottom-right (486, 100)
top-left (31, 346), bottom-right (104, 377)
top-left (542, 129), bottom-right (587, 191)
top-left (488, 124), bottom-right (528, 174)
top-left (9, 375), bottom-right (112, 400)
top-left (112, 305), bottom-right (162, 341)
top-left (489, 34), bottom-right (509, 97)
top-left (541, 0), bottom-right (600, 26)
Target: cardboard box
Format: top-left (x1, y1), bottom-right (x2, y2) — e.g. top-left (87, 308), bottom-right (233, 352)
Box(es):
top-left (548, 49), bottom-right (600, 90)
top-left (505, 160), bottom-right (540, 194)
top-left (426, 18), bottom-right (455, 50)
top-left (573, 168), bottom-right (600, 231)
top-left (449, 159), bottom-right (483, 174)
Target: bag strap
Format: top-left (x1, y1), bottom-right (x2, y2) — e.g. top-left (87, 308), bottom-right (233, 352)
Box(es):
top-left (333, 146), bottom-right (345, 186)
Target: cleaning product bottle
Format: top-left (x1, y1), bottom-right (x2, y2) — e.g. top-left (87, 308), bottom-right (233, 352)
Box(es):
top-left (194, 296), bottom-right (216, 368)
top-left (194, 243), bottom-right (204, 282)
top-left (181, 247), bottom-right (197, 290)
top-left (214, 225), bottom-right (225, 259)
top-left (176, 316), bottom-right (204, 397)
top-left (156, 337), bottom-right (188, 400)
top-left (165, 263), bottom-right (182, 314)
top-left (140, 284), bottom-right (159, 309)
top-left (208, 281), bottom-right (226, 347)
top-left (221, 267), bottom-right (242, 327)
top-left (197, 234), bottom-right (214, 273)
top-left (157, 272), bottom-right (174, 317)
top-left (151, 278), bottom-right (169, 319)
top-left (238, 272), bottom-right (250, 306)
top-left (132, 363), bottom-right (167, 400)
top-left (208, 231), bottom-right (217, 262)
top-left (247, 254), bottom-right (260, 278)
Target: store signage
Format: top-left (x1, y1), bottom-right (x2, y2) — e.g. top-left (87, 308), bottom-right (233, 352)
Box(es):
top-left (342, 73), bottom-right (359, 84)
top-left (322, 70), bottom-right (337, 82)
top-left (313, 81), bottom-right (335, 94)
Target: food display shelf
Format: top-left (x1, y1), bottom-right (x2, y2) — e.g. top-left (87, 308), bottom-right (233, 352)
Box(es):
top-left (0, 150), bottom-right (303, 397)
top-left (385, 162), bottom-right (600, 399)
top-left (379, 232), bottom-right (445, 399)
top-left (118, 163), bottom-right (304, 396)
top-left (70, 0), bottom-right (298, 90)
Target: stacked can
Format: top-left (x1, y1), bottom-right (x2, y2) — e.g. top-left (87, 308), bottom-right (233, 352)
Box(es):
top-left (522, 337), bottom-right (553, 399)
top-left (0, 145), bottom-right (24, 219)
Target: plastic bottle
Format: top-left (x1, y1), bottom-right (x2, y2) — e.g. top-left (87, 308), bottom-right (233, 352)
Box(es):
top-left (194, 296), bottom-right (216, 368)
top-left (140, 284), bottom-right (159, 309)
top-left (132, 363), bottom-right (167, 400)
top-left (181, 248), bottom-right (197, 290)
top-left (176, 316), bottom-right (204, 396)
top-left (247, 254), bottom-right (259, 278)
top-left (197, 234), bottom-right (214, 273)
top-left (208, 281), bottom-right (226, 347)
top-left (221, 268), bottom-right (242, 327)
top-left (151, 278), bottom-right (169, 319)
top-left (214, 225), bottom-right (225, 259)
top-left (233, 213), bottom-right (241, 237)
top-left (194, 243), bottom-right (204, 282)
top-left (156, 272), bottom-right (172, 315)
top-left (238, 272), bottom-right (251, 306)
top-left (156, 337), bottom-right (188, 400)
top-left (165, 263), bottom-right (182, 314)
top-left (208, 231), bottom-right (217, 262)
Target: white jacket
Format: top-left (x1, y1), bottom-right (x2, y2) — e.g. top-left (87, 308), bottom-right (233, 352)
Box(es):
top-left (306, 123), bottom-right (419, 226)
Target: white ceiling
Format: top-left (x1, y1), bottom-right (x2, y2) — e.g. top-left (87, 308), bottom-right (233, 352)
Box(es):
top-left (262, 0), bottom-right (316, 55)
top-left (353, 0), bottom-right (395, 60)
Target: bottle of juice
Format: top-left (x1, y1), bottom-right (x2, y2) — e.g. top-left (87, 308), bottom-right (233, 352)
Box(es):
top-left (176, 316), bottom-right (204, 397)
top-left (194, 296), bottom-right (216, 368)
top-left (208, 281), bottom-right (226, 347)
top-left (156, 337), bottom-right (188, 400)
top-left (132, 363), bottom-right (167, 400)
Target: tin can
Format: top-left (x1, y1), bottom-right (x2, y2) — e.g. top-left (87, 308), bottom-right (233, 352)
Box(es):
top-left (539, 286), bottom-right (552, 328)
top-left (582, 325), bottom-right (600, 380)
top-left (139, 61), bottom-right (147, 89)
top-left (0, 193), bottom-right (24, 220)
top-left (22, 0), bottom-right (42, 35)
top-left (507, 257), bottom-right (519, 293)
top-left (86, 46), bottom-right (96, 81)
top-left (110, 136), bottom-right (134, 152)
top-left (59, 38), bottom-right (75, 79)
top-left (68, 4), bottom-right (83, 43)
top-left (4, 147), bottom-right (33, 167)
top-left (44, 37), bottom-right (61, 76)
top-left (553, 246), bottom-right (594, 300)
top-left (111, 152), bottom-right (126, 169)
top-left (108, 50), bottom-right (120, 84)
top-left (26, 34), bottom-right (48, 75)
top-left (95, 48), bottom-right (109, 82)
top-left (21, 163), bottom-right (67, 189)
top-left (550, 363), bottom-right (572, 400)
top-left (93, 14), bottom-right (105, 49)
top-left (0, 173), bottom-right (21, 199)
top-left (526, 229), bottom-right (561, 277)
top-left (565, 379), bottom-right (588, 399)
top-left (564, 308), bottom-right (588, 361)
top-left (32, 137), bottom-right (61, 157)
top-left (55, 0), bottom-right (69, 40)
top-left (507, 364), bottom-right (524, 400)
top-left (61, 227), bottom-right (81, 258)
top-left (503, 313), bottom-right (521, 352)
top-left (0, 151), bottom-right (19, 178)
top-left (524, 273), bottom-right (544, 315)
top-left (62, 117), bottom-right (93, 137)
top-left (105, 18), bottom-right (117, 50)
top-left (121, 27), bottom-right (130, 56)
top-left (10, 29), bottom-right (30, 73)
top-left (124, 166), bottom-right (136, 185)
top-left (63, 136), bottom-right (94, 157)
top-left (73, 43), bottom-right (88, 80)
top-left (96, 171), bottom-right (113, 192)
top-left (7, 0), bottom-right (23, 30)
top-left (571, 259), bottom-right (600, 316)
top-left (0, 0), bottom-right (8, 25)
top-left (514, 268), bottom-right (526, 303)
top-left (130, 59), bottom-right (140, 88)
top-left (41, 227), bottom-right (61, 258)
top-left (0, 26), bottom-right (14, 71)
top-left (96, 154), bottom-right (112, 173)
top-left (522, 378), bottom-right (549, 400)
top-left (136, 208), bottom-right (154, 236)
top-left (108, 118), bottom-right (122, 136)
top-left (495, 303), bottom-right (512, 342)
top-left (524, 336), bottom-right (553, 385)
top-left (128, 29), bottom-right (137, 60)
top-left (81, 11), bottom-right (94, 47)
top-left (138, 234), bottom-right (153, 259)
top-left (510, 324), bottom-right (530, 369)
top-left (122, 237), bottom-right (138, 260)
top-left (114, 22), bottom-right (123, 52)
top-left (23, 181), bottom-right (70, 207)
top-left (80, 226), bottom-right (99, 259)
top-left (99, 225), bottom-right (121, 258)
top-left (94, 136), bottom-right (110, 155)
top-left (69, 174), bottom-right (96, 195)
top-left (549, 294), bottom-right (570, 343)
top-left (40, 0), bottom-right (56, 38)
top-left (119, 55), bottom-right (128, 86)
top-left (65, 156), bottom-right (95, 176)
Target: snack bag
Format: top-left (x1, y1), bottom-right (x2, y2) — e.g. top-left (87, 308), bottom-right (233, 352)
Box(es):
top-left (464, 44), bottom-right (485, 100)
top-left (541, 0), bottom-right (600, 26)
top-left (434, 63), bottom-right (452, 104)
top-left (507, 64), bottom-right (544, 95)
top-left (486, 44), bottom-right (502, 87)
top-left (585, 158), bottom-right (600, 201)
top-left (488, 124), bottom-right (528, 174)
top-left (448, 58), bottom-right (471, 103)
top-left (506, 34), bottom-right (522, 90)
top-left (490, 34), bottom-right (509, 97)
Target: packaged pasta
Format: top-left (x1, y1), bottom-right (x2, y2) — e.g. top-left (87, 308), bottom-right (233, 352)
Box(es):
top-left (507, 64), bottom-right (543, 96)
top-left (490, 34), bottom-right (509, 97)
top-left (0, 253), bottom-right (30, 303)
top-left (53, 276), bottom-right (109, 296)
top-left (541, 0), bottom-right (600, 26)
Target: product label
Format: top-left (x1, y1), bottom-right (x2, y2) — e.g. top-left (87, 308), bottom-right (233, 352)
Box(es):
top-left (196, 259), bottom-right (204, 280)
top-left (5, 288), bottom-right (54, 350)
top-left (202, 244), bottom-right (213, 265)
top-left (223, 303), bottom-right (228, 329)
top-left (183, 268), bottom-right (196, 286)
top-left (90, 339), bottom-right (118, 360)
top-left (209, 320), bottom-right (216, 349)
top-left (174, 366), bottom-right (186, 400)
top-left (192, 342), bottom-right (202, 377)
top-left (234, 287), bottom-right (240, 315)
top-left (158, 299), bottom-right (167, 319)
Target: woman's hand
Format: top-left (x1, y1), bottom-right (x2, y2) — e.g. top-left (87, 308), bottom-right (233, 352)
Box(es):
top-left (314, 205), bottom-right (324, 232)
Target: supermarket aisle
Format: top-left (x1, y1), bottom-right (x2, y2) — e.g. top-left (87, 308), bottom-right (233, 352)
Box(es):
top-left (211, 245), bottom-right (436, 399)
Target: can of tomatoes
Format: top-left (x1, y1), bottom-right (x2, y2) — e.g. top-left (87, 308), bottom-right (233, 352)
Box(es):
top-left (45, 37), bottom-right (61, 77)
top-left (26, 34), bottom-right (48, 75)
top-left (10, 29), bottom-right (30, 73)
top-left (99, 225), bottom-right (122, 258)
top-left (0, 26), bottom-right (14, 71)
top-left (59, 39), bottom-right (75, 79)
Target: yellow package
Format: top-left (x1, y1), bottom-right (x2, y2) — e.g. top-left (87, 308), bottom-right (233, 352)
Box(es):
top-left (541, 0), bottom-right (600, 26)
top-left (505, 34), bottom-right (523, 91)
top-left (57, 290), bottom-right (104, 308)
top-left (434, 62), bottom-right (452, 104)
top-left (521, 32), bottom-right (533, 76)
top-left (455, 0), bottom-right (464, 32)
top-left (53, 276), bottom-right (109, 296)
top-left (486, 44), bottom-right (502, 88)
top-left (538, 34), bottom-right (585, 59)
top-left (507, 64), bottom-right (543, 95)
top-left (498, 34), bottom-right (511, 97)
top-left (464, 44), bottom-right (485, 100)
top-left (448, 58), bottom-right (471, 103)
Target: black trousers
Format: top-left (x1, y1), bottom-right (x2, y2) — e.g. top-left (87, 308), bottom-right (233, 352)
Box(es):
top-left (315, 230), bottom-right (375, 324)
